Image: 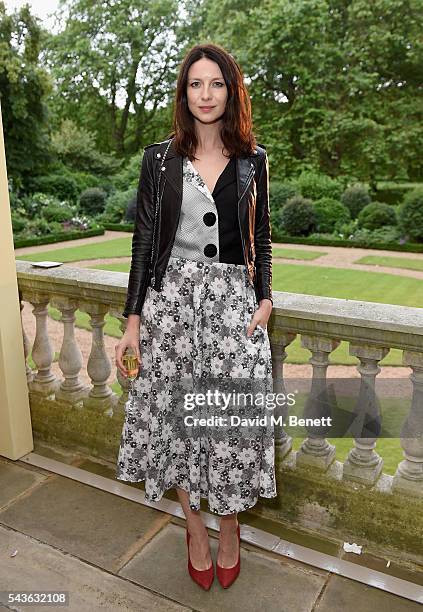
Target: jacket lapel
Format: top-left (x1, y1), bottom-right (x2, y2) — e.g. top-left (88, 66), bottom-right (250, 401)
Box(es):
top-left (159, 138), bottom-right (254, 204)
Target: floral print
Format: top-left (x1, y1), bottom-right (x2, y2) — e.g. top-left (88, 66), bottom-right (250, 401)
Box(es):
top-left (116, 256), bottom-right (277, 515)
top-left (184, 157), bottom-right (215, 204)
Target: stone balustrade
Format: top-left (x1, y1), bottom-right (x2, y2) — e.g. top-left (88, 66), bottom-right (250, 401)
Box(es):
top-left (15, 260), bottom-right (423, 559)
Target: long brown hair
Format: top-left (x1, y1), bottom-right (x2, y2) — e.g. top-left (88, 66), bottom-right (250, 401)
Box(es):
top-left (168, 43), bottom-right (257, 160)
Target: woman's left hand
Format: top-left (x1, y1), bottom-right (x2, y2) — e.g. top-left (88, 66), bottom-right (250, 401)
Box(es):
top-left (246, 298), bottom-right (273, 337)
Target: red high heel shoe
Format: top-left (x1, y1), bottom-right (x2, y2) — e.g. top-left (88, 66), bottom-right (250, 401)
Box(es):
top-left (186, 529), bottom-right (214, 590)
top-left (216, 522), bottom-right (240, 588)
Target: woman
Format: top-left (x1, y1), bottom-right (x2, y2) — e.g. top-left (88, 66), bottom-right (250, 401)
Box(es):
top-left (115, 42), bottom-right (276, 590)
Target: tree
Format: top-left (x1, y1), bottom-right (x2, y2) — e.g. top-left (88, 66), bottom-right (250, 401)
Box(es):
top-left (45, 0), bottom-right (182, 156)
top-left (0, 2), bottom-right (52, 191)
top-left (188, 0), bottom-right (422, 182)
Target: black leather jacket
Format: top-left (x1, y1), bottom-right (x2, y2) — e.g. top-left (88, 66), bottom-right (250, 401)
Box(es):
top-left (122, 137), bottom-right (272, 318)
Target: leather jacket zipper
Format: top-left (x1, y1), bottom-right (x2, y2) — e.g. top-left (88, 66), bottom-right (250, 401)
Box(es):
top-left (150, 176), bottom-right (165, 286)
top-left (150, 139), bottom-right (173, 286)
top-left (237, 164), bottom-right (255, 285)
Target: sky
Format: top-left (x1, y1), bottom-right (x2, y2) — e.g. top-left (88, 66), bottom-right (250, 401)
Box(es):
top-left (4, 0), bottom-right (60, 31)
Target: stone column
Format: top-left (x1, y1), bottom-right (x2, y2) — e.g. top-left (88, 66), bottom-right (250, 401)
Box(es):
top-left (79, 302), bottom-right (117, 414)
top-left (343, 343), bottom-right (388, 485)
top-left (392, 350), bottom-right (423, 498)
top-left (28, 294), bottom-right (59, 396)
top-left (296, 335), bottom-right (340, 470)
top-left (19, 295), bottom-right (33, 384)
top-left (52, 297), bottom-right (90, 404)
top-left (268, 324), bottom-right (296, 465)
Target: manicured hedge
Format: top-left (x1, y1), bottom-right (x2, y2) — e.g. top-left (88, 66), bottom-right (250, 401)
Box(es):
top-left (14, 228), bottom-right (105, 248)
top-left (271, 233), bottom-right (423, 253)
top-left (103, 222), bottom-right (135, 231)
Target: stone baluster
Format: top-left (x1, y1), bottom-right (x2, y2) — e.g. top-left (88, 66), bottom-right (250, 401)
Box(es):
top-left (296, 335), bottom-right (340, 470)
top-left (52, 297), bottom-right (90, 404)
top-left (112, 313), bottom-right (132, 410)
top-left (28, 294), bottom-right (58, 396)
top-left (19, 296), bottom-right (33, 384)
top-left (343, 344), bottom-right (389, 484)
top-left (268, 324), bottom-right (296, 463)
top-left (392, 350), bottom-right (423, 498)
top-left (79, 302), bottom-right (117, 414)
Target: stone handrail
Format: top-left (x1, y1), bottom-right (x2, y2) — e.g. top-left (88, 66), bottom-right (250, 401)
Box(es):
top-left (16, 260), bottom-right (423, 504)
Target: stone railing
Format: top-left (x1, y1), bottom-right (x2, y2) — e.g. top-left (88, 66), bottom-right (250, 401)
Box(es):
top-left (15, 260), bottom-right (423, 559)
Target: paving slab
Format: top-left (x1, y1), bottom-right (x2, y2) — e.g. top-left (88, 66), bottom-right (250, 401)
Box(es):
top-left (315, 573), bottom-right (422, 611)
top-left (0, 461), bottom-right (46, 509)
top-left (0, 475), bottom-right (167, 572)
top-left (0, 525), bottom-right (188, 612)
top-left (119, 523), bottom-right (325, 611)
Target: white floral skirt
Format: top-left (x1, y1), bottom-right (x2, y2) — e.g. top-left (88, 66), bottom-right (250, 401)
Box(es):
top-left (115, 255), bottom-right (277, 515)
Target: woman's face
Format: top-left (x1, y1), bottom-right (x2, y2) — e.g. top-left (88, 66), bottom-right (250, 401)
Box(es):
top-left (186, 57), bottom-right (228, 123)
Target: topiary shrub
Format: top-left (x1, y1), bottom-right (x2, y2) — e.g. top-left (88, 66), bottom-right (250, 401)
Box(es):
top-left (398, 187), bottom-right (423, 243)
top-left (293, 171), bottom-right (343, 201)
top-left (357, 202), bottom-right (397, 230)
top-left (79, 187), bottom-right (107, 216)
top-left (313, 198), bottom-right (351, 233)
top-left (98, 188), bottom-right (137, 224)
top-left (280, 195), bottom-right (317, 236)
top-left (341, 184), bottom-right (371, 218)
top-left (269, 181), bottom-right (298, 210)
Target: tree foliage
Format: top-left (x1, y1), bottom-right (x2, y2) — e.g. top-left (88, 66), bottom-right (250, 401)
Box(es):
top-left (0, 2), bottom-right (52, 190)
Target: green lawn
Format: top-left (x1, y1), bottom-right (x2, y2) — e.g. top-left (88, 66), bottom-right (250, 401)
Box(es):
top-left (88, 258), bottom-right (423, 309)
top-left (16, 237), bottom-right (133, 262)
top-left (356, 254), bottom-right (423, 272)
top-left (272, 247), bottom-right (327, 260)
top-left (16, 240), bottom-right (326, 263)
top-left (272, 262), bottom-right (423, 307)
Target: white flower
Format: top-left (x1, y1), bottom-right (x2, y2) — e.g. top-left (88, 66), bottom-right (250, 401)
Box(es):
top-left (239, 448), bottom-right (256, 463)
top-left (214, 441), bottom-right (232, 459)
top-left (171, 437), bottom-right (186, 454)
top-left (210, 277), bottom-right (226, 294)
top-left (175, 336), bottom-right (191, 355)
top-left (163, 281), bottom-right (180, 301)
top-left (162, 358), bottom-right (177, 376)
top-left (222, 309), bottom-right (240, 327)
top-left (227, 493), bottom-right (244, 511)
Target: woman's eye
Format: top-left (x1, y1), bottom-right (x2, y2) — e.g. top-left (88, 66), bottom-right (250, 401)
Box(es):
top-left (190, 81), bottom-right (225, 87)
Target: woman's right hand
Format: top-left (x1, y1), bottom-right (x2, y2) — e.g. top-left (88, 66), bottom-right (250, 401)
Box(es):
top-left (115, 329), bottom-right (142, 378)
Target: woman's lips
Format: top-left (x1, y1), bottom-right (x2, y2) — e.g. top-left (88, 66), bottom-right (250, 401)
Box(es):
top-left (199, 106), bottom-right (215, 112)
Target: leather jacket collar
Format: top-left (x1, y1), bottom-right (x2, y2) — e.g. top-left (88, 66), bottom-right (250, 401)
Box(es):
top-left (155, 138), bottom-right (257, 207)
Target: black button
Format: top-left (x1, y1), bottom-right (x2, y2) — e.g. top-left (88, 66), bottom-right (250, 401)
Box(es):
top-left (204, 244), bottom-right (217, 257)
top-left (203, 212), bottom-right (216, 226)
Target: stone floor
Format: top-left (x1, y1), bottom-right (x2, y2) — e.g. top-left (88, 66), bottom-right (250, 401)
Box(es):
top-left (0, 443), bottom-right (421, 612)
